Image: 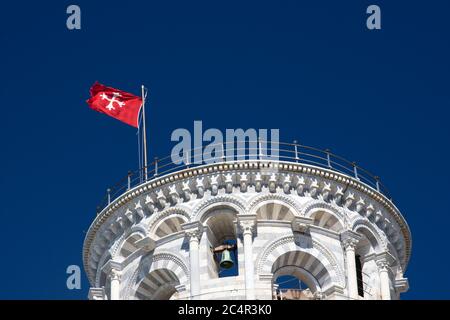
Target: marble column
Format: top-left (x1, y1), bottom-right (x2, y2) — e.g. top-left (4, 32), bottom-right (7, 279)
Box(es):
top-left (237, 215), bottom-right (257, 300)
top-left (377, 258), bottom-right (391, 300)
top-left (182, 221), bottom-right (203, 300)
top-left (109, 269), bottom-right (121, 300)
top-left (341, 230), bottom-right (361, 300)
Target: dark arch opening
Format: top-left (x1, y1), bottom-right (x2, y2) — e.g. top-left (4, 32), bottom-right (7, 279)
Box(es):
top-left (274, 275), bottom-right (313, 300)
top-left (355, 254), bottom-right (364, 297)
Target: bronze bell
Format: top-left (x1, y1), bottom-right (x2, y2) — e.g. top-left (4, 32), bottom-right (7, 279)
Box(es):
top-left (219, 249), bottom-right (234, 269)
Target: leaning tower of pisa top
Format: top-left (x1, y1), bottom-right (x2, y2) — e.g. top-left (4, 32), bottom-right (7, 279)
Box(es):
top-left (83, 141), bottom-right (410, 300)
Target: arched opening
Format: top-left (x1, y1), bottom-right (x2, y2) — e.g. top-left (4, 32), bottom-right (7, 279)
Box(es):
top-left (203, 207), bottom-right (239, 278)
top-left (273, 274), bottom-right (314, 300)
top-left (256, 202), bottom-right (295, 221)
top-left (119, 233), bottom-right (143, 258)
top-left (271, 250), bottom-right (331, 300)
top-left (153, 215), bottom-right (187, 239)
top-left (309, 209), bottom-right (343, 232)
top-left (355, 254), bottom-right (364, 297)
top-left (354, 227), bottom-right (381, 299)
top-left (135, 269), bottom-right (180, 300)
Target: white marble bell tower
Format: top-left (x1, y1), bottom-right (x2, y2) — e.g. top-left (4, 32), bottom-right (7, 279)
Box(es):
top-left (84, 152), bottom-right (410, 300)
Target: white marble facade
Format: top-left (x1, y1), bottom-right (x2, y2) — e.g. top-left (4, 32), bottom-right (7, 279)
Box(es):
top-left (83, 160), bottom-right (410, 300)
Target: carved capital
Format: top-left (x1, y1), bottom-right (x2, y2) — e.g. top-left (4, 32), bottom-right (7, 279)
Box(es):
top-left (291, 217), bottom-right (313, 233)
top-left (343, 238), bottom-right (359, 250)
top-left (109, 268), bottom-right (121, 281)
top-left (375, 259), bottom-right (389, 273)
top-left (236, 214), bottom-right (257, 236)
top-left (181, 221), bottom-right (203, 241)
top-left (101, 259), bottom-right (122, 277)
top-left (239, 221), bottom-right (255, 235)
top-left (375, 252), bottom-right (394, 271)
top-left (340, 230), bottom-right (361, 250)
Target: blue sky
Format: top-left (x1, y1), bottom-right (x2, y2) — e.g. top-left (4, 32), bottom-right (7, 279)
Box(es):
top-left (0, 1), bottom-right (449, 299)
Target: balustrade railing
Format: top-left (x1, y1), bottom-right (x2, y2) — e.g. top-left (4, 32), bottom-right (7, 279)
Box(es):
top-left (96, 141), bottom-right (392, 213)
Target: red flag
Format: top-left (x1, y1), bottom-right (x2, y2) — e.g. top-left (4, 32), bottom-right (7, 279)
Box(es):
top-left (86, 82), bottom-right (142, 128)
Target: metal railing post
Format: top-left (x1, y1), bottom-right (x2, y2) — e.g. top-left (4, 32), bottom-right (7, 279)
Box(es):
top-left (94, 141), bottom-right (394, 210)
top-left (353, 162), bottom-right (359, 180)
top-left (325, 149), bottom-right (332, 168)
top-left (221, 142), bottom-right (226, 162)
top-left (259, 138), bottom-right (263, 160)
top-left (185, 152), bottom-right (190, 168)
top-left (293, 140), bottom-right (299, 162)
top-left (154, 157), bottom-right (159, 177)
top-left (375, 176), bottom-right (380, 192)
top-left (127, 171), bottom-right (132, 190)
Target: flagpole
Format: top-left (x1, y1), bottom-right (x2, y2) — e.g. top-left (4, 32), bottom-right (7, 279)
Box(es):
top-left (141, 85), bottom-right (148, 181)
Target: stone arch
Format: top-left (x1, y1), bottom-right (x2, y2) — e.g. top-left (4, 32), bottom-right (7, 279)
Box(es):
top-left (126, 251), bottom-right (189, 299)
top-left (302, 201), bottom-right (344, 232)
top-left (272, 252), bottom-right (329, 293)
top-left (248, 193), bottom-right (303, 217)
top-left (147, 208), bottom-right (191, 235)
top-left (194, 199), bottom-right (242, 279)
top-left (273, 266), bottom-right (321, 293)
top-left (119, 232), bottom-right (145, 258)
top-left (255, 201), bottom-right (296, 222)
top-left (352, 220), bottom-right (387, 299)
top-left (191, 194), bottom-right (246, 222)
top-left (309, 209), bottom-right (344, 232)
top-left (256, 234), bottom-right (345, 289)
top-left (110, 224), bottom-right (148, 259)
top-left (301, 200), bottom-right (344, 220)
top-left (135, 268), bottom-right (181, 300)
top-left (352, 218), bottom-right (386, 251)
top-left (203, 207), bottom-right (238, 244)
top-left (151, 214), bottom-right (189, 239)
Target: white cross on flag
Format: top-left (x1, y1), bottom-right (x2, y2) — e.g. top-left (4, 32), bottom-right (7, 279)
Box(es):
top-left (86, 82), bottom-right (142, 128)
